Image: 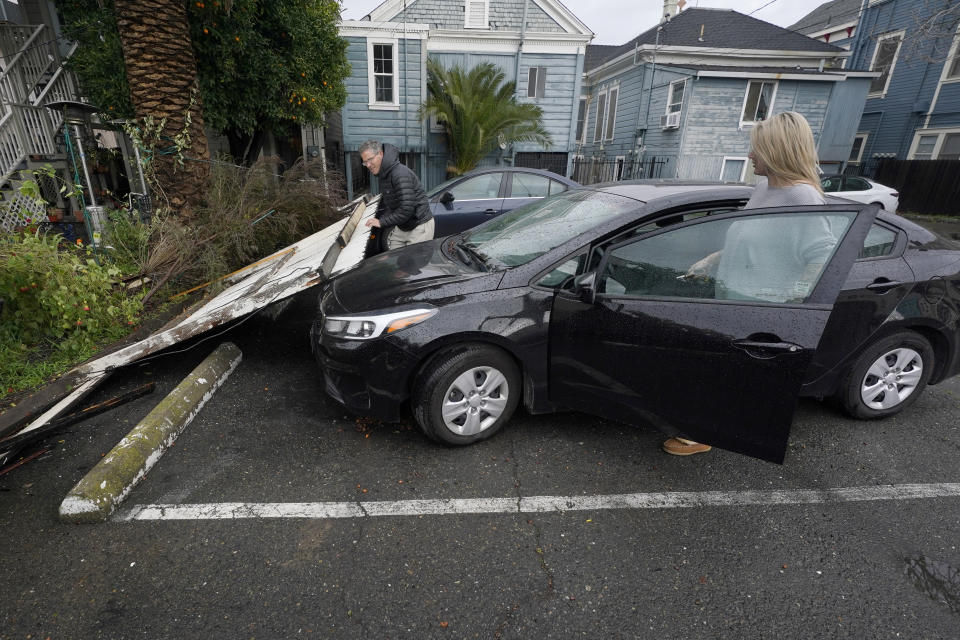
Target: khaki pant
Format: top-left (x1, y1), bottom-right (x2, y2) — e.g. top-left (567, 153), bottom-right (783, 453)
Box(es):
top-left (386, 219), bottom-right (435, 250)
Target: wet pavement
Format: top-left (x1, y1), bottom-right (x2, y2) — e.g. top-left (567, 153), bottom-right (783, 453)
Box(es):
top-left (1, 290), bottom-right (959, 639)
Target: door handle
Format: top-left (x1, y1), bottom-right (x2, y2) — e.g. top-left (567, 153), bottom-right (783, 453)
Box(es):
top-left (866, 278), bottom-right (903, 292)
top-left (732, 337), bottom-right (803, 359)
top-left (484, 208), bottom-right (498, 214)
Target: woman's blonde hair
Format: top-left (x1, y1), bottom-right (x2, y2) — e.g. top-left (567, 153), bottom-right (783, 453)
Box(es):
top-left (750, 111), bottom-right (824, 194)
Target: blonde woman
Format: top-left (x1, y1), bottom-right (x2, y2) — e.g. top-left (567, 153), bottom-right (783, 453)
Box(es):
top-left (664, 111), bottom-right (833, 457)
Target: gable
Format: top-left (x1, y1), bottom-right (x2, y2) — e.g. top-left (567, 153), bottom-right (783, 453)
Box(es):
top-left (366, 0), bottom-right (591, 35)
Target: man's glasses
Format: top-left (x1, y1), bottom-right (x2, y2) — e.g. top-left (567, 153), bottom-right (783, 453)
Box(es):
top-left (361, 155), bottom-right (378, 167)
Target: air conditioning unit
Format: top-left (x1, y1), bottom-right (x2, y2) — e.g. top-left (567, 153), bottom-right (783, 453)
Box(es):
top-left (660, 112), bottom-right (681, 129)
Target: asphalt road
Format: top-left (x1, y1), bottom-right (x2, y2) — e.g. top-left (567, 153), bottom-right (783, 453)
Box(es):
top-left (2, 290), bottom-right (959, 639)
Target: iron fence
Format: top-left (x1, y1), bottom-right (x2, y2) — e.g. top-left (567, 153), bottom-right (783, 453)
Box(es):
top-left (571, 156), bottom-right (667, 185)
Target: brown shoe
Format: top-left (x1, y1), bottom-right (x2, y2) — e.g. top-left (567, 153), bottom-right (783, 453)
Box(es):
top-left (662, 437), bottom-right (712, 456)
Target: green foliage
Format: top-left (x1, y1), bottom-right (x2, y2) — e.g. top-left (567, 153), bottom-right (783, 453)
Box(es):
top-left (0, 231), bottom-right (144, 396)
top-left (56, 0), bottom-right (134, 118)
top-left (54, 0), bottom-right (349, 140)
top-left (421, 60), bottom-right (553, 176)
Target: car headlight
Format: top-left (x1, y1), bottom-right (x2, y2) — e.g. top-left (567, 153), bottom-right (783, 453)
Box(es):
top-left (323, 308), bottom-right (437, 340)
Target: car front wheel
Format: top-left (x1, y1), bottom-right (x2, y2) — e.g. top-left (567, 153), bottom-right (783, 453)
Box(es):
top-left (412, 344), bottom-right (521, 445)
top-left (838, 331), bottom-right (934, 419)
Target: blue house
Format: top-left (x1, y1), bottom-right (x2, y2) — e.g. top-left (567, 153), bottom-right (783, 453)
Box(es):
top-left (797, 0), bottom-right (960, 165)
top-left (333, 0), bottom-right (593, 198)
top-left (789, 0), bottom-right (862, 53)
top-left (574, 5), bottom-right (878, 184)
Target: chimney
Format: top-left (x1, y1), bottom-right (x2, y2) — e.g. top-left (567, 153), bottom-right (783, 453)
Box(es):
top-left (663, 0), bottom-right (679, 21)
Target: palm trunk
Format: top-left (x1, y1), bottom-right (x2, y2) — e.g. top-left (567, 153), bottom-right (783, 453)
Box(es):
top-left (114, 0), bottom-right (210, 217)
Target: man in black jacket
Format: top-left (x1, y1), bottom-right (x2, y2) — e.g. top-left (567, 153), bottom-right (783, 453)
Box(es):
top-left (359, 140), bottom-right (434, 250)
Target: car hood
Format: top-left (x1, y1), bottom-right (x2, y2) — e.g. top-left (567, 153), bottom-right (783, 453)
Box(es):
top-left (331, 238), bottom-right (503, 312)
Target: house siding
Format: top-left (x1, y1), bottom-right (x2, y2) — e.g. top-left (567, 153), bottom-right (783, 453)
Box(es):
top-left (341, 36), bottom-right (426, 152)
top-left (516, 52), bottom-right (580, 151)
top-left (393, 0), bottom-right (564, 32)
top-left (848, 0), bottom-right (959, 159)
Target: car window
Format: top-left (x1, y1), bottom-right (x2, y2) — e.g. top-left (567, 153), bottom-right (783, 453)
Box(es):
top-left (549, 179), bottom-right (569, 195)
top-left (859, 223), bottom-right (897, 258)
top-left (821, 177), bottom-right (843, 193)
top-left (449, 173), bottom-right (503, 200)
top-left (464, 190), bottom-right (639, 267)
top-left (536, 254), bottom-right (586, 288)
top-left (511, 173), bottom-right (551, 198)
top-left (599, 211), bottom-right (856, 304)
top-left (844, 177), bottom-right (872, 191)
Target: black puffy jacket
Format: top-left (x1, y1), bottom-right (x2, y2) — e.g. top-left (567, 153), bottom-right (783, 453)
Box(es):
top-left (376, 143), bottom-right (432, 232)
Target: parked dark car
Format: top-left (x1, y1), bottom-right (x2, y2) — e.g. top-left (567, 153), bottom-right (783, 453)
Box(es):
top-left (311, 182), bottom-right (960, 463)
top-left (427, 167), bottom-right (580, 237)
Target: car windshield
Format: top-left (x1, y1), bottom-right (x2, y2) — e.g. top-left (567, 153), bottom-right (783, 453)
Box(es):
top-left (461, 189), bottom-right (640, 267)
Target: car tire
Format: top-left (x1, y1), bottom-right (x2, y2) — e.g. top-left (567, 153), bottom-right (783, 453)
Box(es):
top-left (412, 344), bottom-right (521, 446)
top-left (838, 331), bottom-right (934, 419)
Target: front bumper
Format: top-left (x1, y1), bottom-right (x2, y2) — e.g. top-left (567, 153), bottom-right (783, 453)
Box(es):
top-left (310, 319), bottom-right (418, 422)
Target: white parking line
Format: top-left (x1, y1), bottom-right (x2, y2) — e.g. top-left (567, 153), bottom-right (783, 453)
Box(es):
top-left (117, 483), bottom-right (960, 521)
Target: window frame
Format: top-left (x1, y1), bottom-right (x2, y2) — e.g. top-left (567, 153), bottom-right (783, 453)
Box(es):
top-left (720, 156), bottom-right (748, 182)
top-left (908, 127), bottom-right (960, 159)
top-left (464, 0), bottom-right (490, 29)
top-left (367, 38), bottom-right (400, 110)
top-left (848, 133), bottom-right (868, 164)
top-left (665, 79), bottom-right (686, 115)
top-left (527, 66), bottom-right (547, 99)
top-left (575, 97), bottom-right (587, 144)
top-left (867, 30), bottom-right (904, 98)
top-left (739, 80), bottom-right (778, 127)
top-left (594, 91), bottom-right (607, 143)
top-left (605, 85), bottom-right (619, 141)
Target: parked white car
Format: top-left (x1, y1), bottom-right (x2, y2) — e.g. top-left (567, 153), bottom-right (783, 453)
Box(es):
top-left (821, 175), bottom-right (899, 212)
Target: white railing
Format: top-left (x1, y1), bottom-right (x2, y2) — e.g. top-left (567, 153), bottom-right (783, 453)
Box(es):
top-left (0, 25), bottom-right (56, 105)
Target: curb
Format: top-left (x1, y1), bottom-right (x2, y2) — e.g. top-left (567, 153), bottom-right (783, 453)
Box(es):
top-left (59, 342), bottom-right (243, 523)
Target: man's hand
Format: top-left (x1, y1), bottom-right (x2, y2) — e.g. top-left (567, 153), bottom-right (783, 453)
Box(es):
top-left (365, 218), bottom-right (382, 228)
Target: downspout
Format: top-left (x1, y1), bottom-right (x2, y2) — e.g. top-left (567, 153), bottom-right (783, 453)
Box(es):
top-left (639, 24), bottom-right (663, 155)
top-left (512, 0), bottom-right (530, 167)
top-left (403, 1), bottom-right (408, 156)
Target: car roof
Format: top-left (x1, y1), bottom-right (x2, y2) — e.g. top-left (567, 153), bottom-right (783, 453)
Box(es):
top-left (457, 166), bottom-right (580, 185)
top-left (582, 180), bottom-right (755, 203)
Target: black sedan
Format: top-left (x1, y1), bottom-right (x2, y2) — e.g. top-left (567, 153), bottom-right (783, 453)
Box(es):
top-left (427, 167), bottom-right (579, 236)
top-left (311, 183), bottom-right (960, 463)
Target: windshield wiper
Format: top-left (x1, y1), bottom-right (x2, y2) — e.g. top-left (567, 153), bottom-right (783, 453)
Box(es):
top-left (454, 240), bottom-right (488, 271)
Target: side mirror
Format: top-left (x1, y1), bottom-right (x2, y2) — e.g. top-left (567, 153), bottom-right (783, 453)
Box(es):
top-left (572, 272), bottom-right (597, 304)
top-left (440, 191), bottom-right (455, 205)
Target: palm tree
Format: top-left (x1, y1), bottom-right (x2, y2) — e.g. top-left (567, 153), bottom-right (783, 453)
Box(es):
top-left (421, 59), bottom-right (552, 176)
top-left (114, 0), bottom-right (210, 216)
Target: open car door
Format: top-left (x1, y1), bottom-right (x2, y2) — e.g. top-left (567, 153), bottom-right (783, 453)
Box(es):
top-left (548, 204), bottom-right (877, 463)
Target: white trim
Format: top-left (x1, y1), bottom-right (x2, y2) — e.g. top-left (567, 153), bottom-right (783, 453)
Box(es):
top-left (804, 21), bottom-right (858, 42)
top-left (720, 156), bottom-right (748, 182)
top-left (527, 65), bottom-right (548, 99)
top-left (927, 25), bottom-right (960, 128)
top-left (464, 0), bottom-right (490, 30)
top-left (849, 133), bottom-right (868, 164)
top-left (738, 80), bottom-right (778, 128)
top-left (605, 85), bottom-right (619, 141)
top-left (614, 155), bottom-right (625, 180)
top-left (593, 89), bottom-right (607, 143)
top-left (867, 30), bottom-right (904, 99)
top-left (576, 97), bottom-right (588, 144)
top-left (665, 78), bottom-right (686, 115)
top-left (339, 21), bottom-right (429, 39)
top-left (366, 0), bottom-right (592, 36)
top-left (366, 38), bottom-right (400, 108)
top-left (696, 70), bottom-right (847, 82)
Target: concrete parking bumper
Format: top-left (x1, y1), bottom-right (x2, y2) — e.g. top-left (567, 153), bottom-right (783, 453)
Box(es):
top-left (59, 342), bottom-right (243, 523)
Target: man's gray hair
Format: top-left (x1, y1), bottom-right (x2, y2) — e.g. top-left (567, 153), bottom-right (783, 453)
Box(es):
top-left (358, 139), bottom-right (382, 155)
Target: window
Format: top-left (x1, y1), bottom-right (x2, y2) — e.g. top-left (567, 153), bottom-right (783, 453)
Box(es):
top-left (511, 173), bottom-right (551, 198)
top-left (575, 98), bottom-right (587, 143)
top-left (940, 133), bottom-right (960, 159)
top-left (849, 134), bottom-right (867, 163)
top-left (720, 157), bottom-right (747, 182)
top-left (859, 224), bottom-right (897, 259)
top-left (844, 177), bottom-right (872, 192)
top-left (598, 211), bottom-right (854, 304)
top-left (449, 173), bottom-right (503, 200)
top-left (821, 176), bottom-right (842, 192)
top-left (464, 0), bottom-right (489, 29)
top-left (948, 47), bottom-right (960, 80)
top-left (605, 87), bottom-right (619, 141)
top-left (913, 134), bottom-right (938, 159)
top-left (528, 67), bottom-right (547, 99)
top-left (869, 32), bottom-right (903, 97)
top-left (666, 80), bottom-right (685, 114)
top-left (741, 81), bottom-right (776, 125)
top-left (367, 40), bottom-right (398, 108)
top-left (594, 93), bottom-right (607, 142)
